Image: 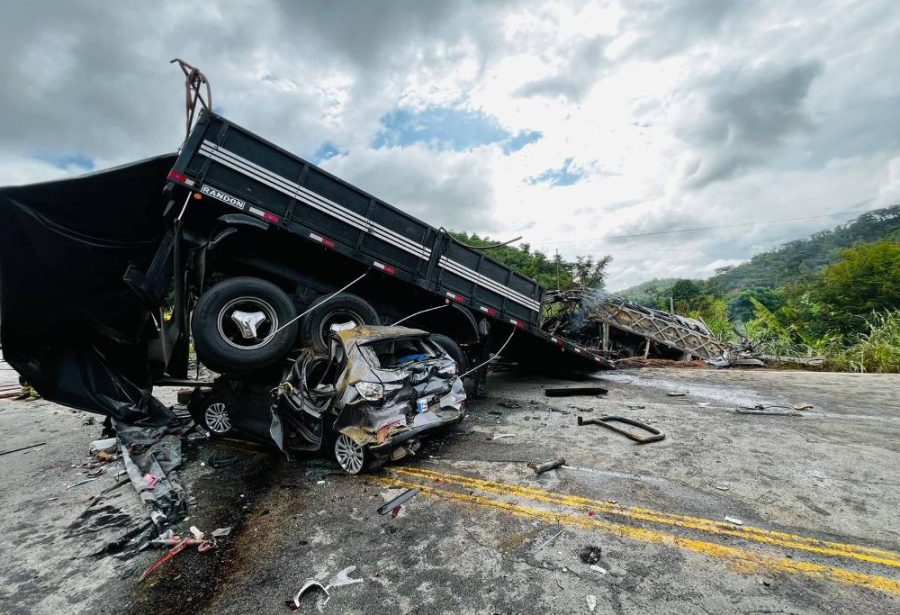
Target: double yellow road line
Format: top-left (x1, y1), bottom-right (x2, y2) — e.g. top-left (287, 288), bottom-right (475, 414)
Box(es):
top-left (378, 466), bottom-right (900, 595)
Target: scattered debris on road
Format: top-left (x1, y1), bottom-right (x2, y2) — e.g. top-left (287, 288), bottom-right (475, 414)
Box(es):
top-left (590, 565), bottom-right (608, 574)
top-left (736, 405), bottom-right (803, 417)
top-left (490, 433), bottom-right (516, 441)
top-left (579, 545), bottom-right (603, 564)
top-left (724, 516), bottom-right (744, 526)
top-left (140, 533), bottom-right (213, 582)
top-left (209, 454), bottom-right (239, 469)
top-left (67, 478), bottom-right (99, 489)
top-left (0, 442), bottom-right (46, 457)
top-left (498, 400), bottom-right (522, 409)
top-left (535, 528), bottom-right (566, 551)
top-left (377, 488), bottom-right (419, 515)
top-left (545, 387), bottom-right (608, 397)
top-left (528, 457), bottom-right (567, 475)
top-left (327, 565), bottom-right (364, 589)
top-left (586, 594), bottom-right (598, 612)
top-left (288, 579), bottom-right (330, 610)
top-left (577, 416), bottom-right (666, 444)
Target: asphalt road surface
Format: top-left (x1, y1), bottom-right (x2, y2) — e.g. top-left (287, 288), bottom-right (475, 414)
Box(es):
top-left (1, 362), bottom-right (898, 614)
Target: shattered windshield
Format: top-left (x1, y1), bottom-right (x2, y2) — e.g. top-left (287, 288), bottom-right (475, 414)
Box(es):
top-left (359, 337), bottom-right (439, 370)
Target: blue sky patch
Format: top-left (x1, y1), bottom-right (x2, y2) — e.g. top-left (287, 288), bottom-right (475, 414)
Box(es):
top-left (372, 107), bottom-right (541, 154)
top-left (312, 142), bottom-right (345, 164)
top-left (503, 130), bottom-right (542, 154)
top-left (527, 158), bottom-right (585, 187)
top-left (34, 153), bottom-right (95, 171)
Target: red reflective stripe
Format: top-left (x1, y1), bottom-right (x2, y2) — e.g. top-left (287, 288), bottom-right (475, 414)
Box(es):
top-left (167, 170), bottom-right (193, 186)
top-left (262, 212), bottom-right (281, 223)
top-left (374, 261), bottom-right (396, 274)
top-left (446, 292), bottom-right (464, 303)
top-left (309, 233), bottom-right (335, 247)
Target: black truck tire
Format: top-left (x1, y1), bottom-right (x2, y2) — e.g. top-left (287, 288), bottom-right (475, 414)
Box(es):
top-left (431, 334), bottom-right (468, 374)
top-left (299, 293), bottom-right (378, 352)
top-left (192, 277), bottom-right (298, 372)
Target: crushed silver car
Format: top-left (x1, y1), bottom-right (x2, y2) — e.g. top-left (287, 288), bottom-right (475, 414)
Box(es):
top-left (271, 325), bottom-right (466, 473)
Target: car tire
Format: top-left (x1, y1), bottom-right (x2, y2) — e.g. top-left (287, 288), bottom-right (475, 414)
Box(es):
top-left (334, 433), bottom-right (369, 474)
top-left (299, 293), bottom-right (378, 353)
top-left (192, 277), bottom-right (298, 372)
top-left (430, 334), bottom-right (468, 374)
top-left (190, 393), bottom-right (235, 436)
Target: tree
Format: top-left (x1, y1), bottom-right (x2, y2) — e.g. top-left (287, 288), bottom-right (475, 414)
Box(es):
top-left (810, 241), bottom-right (900, 335)
top-left (573, 255), bottom-right (613, 289)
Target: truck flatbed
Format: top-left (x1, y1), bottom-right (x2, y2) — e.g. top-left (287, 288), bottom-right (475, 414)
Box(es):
top-left (166, 110), bottom-right (610, 372)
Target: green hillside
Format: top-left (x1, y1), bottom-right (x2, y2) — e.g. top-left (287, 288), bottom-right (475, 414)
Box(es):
top-left (706, 205), bottom-right (900, 294)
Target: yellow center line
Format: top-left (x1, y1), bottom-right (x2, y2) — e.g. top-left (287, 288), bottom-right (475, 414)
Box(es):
top-left (389, 466), bottom-right (900, 569)
top-left (374, 476), bottom-right (900, 596)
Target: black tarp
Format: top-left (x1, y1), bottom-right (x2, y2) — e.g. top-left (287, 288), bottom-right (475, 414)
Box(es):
top-left (0, 155), bottom-right (177, 420)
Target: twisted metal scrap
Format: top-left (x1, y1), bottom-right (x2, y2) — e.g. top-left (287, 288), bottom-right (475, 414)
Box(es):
top-left (170, 58), bottom-right (212, 139)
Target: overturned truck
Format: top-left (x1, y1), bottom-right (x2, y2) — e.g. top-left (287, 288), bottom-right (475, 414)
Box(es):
top-left (0, 107), bottom-right (610, 470)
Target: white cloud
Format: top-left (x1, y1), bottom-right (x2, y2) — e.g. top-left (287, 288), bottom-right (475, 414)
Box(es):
top-left (1, 0), bottom-right (898, 292)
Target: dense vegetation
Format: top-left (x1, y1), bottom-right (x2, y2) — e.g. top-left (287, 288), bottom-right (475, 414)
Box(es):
top-left (449, 232), bottom-right (611, 291)
top-left (455, 205), bottom-right (900, 372)
top-left (619, 206), bottom-right (900, 372)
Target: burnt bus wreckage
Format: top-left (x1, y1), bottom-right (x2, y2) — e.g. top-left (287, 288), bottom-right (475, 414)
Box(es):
top-left (0, 88), bottom-right (609, 471)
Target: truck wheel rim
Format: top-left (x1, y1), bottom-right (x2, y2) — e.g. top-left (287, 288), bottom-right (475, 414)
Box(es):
top-left (335, 434), bottom-right (365, 474)
top-left (205, 402), bottom-right (232, 433)
top-left (321, 309), bottom-right (365, 338)
top-left (217, 297), bottom-right (278, 350)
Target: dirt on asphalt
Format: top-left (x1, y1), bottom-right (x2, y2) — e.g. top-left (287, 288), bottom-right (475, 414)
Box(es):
top-left (1, 363), bottom-right (898, 614)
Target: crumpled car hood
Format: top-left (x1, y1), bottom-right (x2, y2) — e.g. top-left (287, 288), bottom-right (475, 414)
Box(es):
top-left (329, 327), bottom-right (466, 444)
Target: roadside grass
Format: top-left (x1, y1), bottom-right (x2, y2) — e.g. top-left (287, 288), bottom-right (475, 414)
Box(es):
top-left (826, 311), bottom-right (900, 373)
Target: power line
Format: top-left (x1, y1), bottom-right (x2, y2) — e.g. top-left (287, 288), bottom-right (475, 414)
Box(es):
top-left (532, 209), bottom-right (864, 247)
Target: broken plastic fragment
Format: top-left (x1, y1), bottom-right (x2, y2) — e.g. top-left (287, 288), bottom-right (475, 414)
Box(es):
top-left (724, 516), bottom-right (743, 526)
top-left (590, 565), bottom-right (607, 574)
top-left (586, 595), bottom-right (597, 612)
top-left (211, 527), bottom-right (232, 538)
top-left (144, 473), bottom-right (161, 489)
top-left (491, 433), bottom-right (515, 441)
top-left (328, 565), bottom-right (364, 589)
top-left (89, 438), bottom-right (117, 454)
top-left (290, 579), bottom-right (330, 610)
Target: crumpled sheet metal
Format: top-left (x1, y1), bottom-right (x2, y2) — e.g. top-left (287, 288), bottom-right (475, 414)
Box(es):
top-left (332, 349), bottom-right (465, 445)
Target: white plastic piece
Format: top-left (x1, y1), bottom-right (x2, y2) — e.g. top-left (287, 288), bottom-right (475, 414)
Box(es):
top-left (328, 565), bottom-right (364, 589)
top-left (724, 516), bottom-right (743, 525)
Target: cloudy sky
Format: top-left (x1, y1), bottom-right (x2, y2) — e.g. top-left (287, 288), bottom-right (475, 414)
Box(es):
top-left (2, 0), bottom-right (899, 289)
